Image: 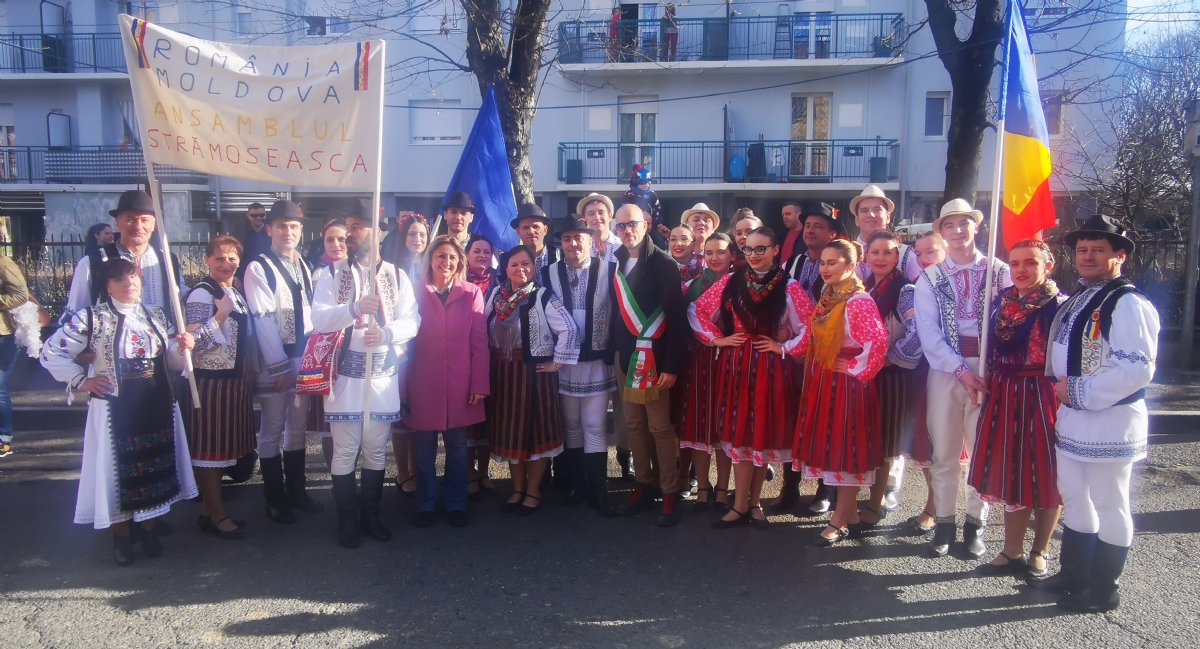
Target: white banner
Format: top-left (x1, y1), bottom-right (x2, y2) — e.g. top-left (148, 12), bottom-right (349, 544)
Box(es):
top-left (118, 15), bottom-right (385, 189)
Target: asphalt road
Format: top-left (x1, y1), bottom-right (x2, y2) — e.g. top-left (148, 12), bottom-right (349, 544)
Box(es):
top-left (1, 413), bottom-right (1198, 648)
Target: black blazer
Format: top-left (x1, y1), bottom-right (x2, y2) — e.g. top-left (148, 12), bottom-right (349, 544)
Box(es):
top-left (610, 237), bottom-right (689, 376)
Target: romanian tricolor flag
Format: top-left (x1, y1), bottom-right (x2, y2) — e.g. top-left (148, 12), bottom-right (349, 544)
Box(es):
top-left (998, 0), bottom-right (1056, 250)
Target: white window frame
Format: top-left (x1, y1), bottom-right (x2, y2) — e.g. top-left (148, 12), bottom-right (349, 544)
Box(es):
top-left (410, 99), bottom-right (463, 145)
top-left (924, 91), bottom-right (950, 141)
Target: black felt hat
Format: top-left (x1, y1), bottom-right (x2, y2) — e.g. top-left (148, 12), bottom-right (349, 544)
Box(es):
top-left (510, 203), bottom-right (551, 229)
top-left (265, 200), bottom-right (304, 223)
top-left (801, 201), bottom-right (844, 236)
top-left (556, 214), bottom-right (595, 238)
top-left (442, 191), bottom-right (477, 213)
top-left (109, 190), bottom-right (156, 218)
top-left (1064, 215), bottom-right (1135, 254)
top-left (343, 198), bottom-right (387, 230)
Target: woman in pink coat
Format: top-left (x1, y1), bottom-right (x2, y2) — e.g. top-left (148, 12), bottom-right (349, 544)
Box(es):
top-left (404, 236), bottom-right (490, 528)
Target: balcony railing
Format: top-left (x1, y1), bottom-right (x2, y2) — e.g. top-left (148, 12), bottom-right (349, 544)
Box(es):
top-left (558, 139), bottom-right (900, 185)
top-left (0, 147), bottom-right (208, 184)
top-left (0, 33), bottom-right (127, 73)
top-left (557, 14), bottom-right (904, 65)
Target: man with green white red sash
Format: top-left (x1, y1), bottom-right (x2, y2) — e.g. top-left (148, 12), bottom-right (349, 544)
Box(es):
top-left (610, 204), bottom-right (690, 527)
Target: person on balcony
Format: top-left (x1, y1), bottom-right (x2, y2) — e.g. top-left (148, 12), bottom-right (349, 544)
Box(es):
top-left (660, 4), bottom-right (679, 62)
top-left (65, 190), bottom-right (184, 324)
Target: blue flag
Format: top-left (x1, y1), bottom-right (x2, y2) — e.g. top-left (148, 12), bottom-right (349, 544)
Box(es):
top-left (443, 87), bottom-right (519, 252)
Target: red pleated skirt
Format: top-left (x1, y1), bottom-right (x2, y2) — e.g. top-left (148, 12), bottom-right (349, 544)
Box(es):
top-left (792, 351), bottom-right (881, 477)
top-left (968, 369), bottom-right (1062, 510)
top-left (486, 355), bottom-right (564, 462)
top-left (715, 342), bottom-right (799, 466)
top-left (677, 342), bottom-right (720, 453)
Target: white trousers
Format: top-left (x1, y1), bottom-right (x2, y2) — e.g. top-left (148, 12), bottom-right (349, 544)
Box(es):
top-left (257, 391), bottom-right (309, 459)
top-left (330, 420), bottom-right (392, 476)
top-left (562, 393), bottom-right (611, 453)
top-left (926, 360), bottom-right (989, 524)
top-left (606, 395), bottom-right (630, 450)
top-left (1057, 454), bottom-right (1134, 546)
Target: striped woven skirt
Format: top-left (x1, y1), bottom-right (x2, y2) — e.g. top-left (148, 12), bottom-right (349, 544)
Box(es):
top-left (307, 396), bottom-right (331, 437)
top-left (486, 354), bottom-right (564, 462)
top-left (792, 351), bottom-right (882, 484)
top-left (876, 365), bottom-right (918, 460)
top-left (184, 373), bottom-right (255, 468)
top-left (677, 342), bottom-right (721, 453)
top-left (714, 342), bottom-right (799, 465)
top-left (968, 369), bottom-right (1061, 510)
top-left (900, 361), bottom-right (935, 467)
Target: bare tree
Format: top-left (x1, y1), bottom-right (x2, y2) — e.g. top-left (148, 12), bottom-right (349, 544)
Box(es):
top-left (1060, 26), bottom-right (1200, 234)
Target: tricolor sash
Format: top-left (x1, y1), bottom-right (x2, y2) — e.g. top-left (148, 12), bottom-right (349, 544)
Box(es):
top-left (614, 271), bottom-right (666, 403)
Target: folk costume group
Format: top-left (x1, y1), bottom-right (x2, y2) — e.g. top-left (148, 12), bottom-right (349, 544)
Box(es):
top-left (41, 184), bottom-right (1158, 614)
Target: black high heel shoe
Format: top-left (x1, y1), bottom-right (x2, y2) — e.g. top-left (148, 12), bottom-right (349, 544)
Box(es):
top-left (712, 508), bottom-right (751, 529)
top-left (847, 521), bottom-right (864, 539)
top-left (395, 476), bottom-right (417, 499)
top-left (693, 486), bottom-right (715, 512)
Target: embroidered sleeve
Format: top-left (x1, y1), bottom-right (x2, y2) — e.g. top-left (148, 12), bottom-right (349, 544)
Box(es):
top-left (39, 309), bottom-right (90, 388)
top-left (545, 293), bottom-right (581, 366)
top-left (62, 257), bottom-right (93, 324)
top-left (903, 247), bottom-right (922, 282)
top-left (244, 259), bottom-right (291, 376)
top-left (384, 267), bottom-right (421, 350)
top-left (310, 264), bottom-right (357, 336)
top-left (889, 284), bottom-right (923, 367)
top-left (1070, 293), bottom-right (1159, 411)
top-left (782, 279), bottom-right (814, 357)
top-left (185, 292), bottom-right (227, 355)
top-left (914, 270), bottom-right (967, 376)
top-left (688, 274), bottom-right (730, 345)
top-left (845, 294), bottom-right (888, 382)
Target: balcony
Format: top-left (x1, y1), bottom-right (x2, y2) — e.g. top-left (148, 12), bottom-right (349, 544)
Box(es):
top-left (0, 147), bottom-right (208, 185)
top-left (0, 33), bottom-right (127, 75)
top-left (556, 14), bottom-right (904, 72)
top-left (557, 139), bottom-right (899, 187)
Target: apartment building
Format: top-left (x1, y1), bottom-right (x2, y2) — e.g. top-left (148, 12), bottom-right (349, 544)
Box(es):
top-left (0, 0), bottom-right (1120, 243)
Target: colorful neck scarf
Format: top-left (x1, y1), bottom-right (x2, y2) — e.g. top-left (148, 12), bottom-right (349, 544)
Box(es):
top-left (494, 280), bottom-right (536, 322)
top-left (467, 266), bottom-right (493, 292)
top-left (809, 276), bottom-right (865, 371)
top-left (993, 280), bottom-right (1059, 355)
top-left (720, 266), bottom-right (787, 337)
top-left (865, 268), bottom-right (906, 321)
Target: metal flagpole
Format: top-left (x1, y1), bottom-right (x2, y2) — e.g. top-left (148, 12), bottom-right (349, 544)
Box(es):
top-left (144, 169), bottom-right (201, 406)
top-left (362, 40), bottom-right (387, 425)
top-left (977, 118), bottom-right (1006, 382)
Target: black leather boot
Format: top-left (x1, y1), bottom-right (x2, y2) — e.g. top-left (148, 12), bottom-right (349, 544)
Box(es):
top-left (1028, 526), bottom-right (1098, 594)
top-left (113, 532), bottom-right (135, 566)
top-left (616, 448), bottom-right (635, 481)
top-left (927, 520), bottom-right (956, 557)
top-left (563, 447), bottom-right (588, 507)
top-left (138, 523), bottom-right (163, 558)
top-left (358, 469), bottom-right (392, 541)
top-left (962, 520), bottom-right (987, 559)
top-left (585, 452), bottom-right (617, 518)
top-left (1058, 539), bottom-right (1128, 613)
top-left (770, 468), bottom-right (802, 513)
top-left (260, 455), bottom-right (295, 524)
top-left (331, 473), bottom-right (360, 549)
top-left (283, 449), bottom-right (325, 513)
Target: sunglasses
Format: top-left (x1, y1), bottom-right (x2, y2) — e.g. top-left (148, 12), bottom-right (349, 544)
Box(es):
top-left (614, 221), bottom-right (644, 233)
top-left (248, 212), bottom-right (266, 219)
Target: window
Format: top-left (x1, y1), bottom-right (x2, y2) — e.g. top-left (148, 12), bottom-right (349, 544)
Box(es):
top-left (1043, 91), bottom-right (1063, 136)
top-left (924, 92), bottom-right (950, 139)
top-left (329, 18), bottom-right (350, 34)
top-left (410, 100), bottom-right (462, 144)
top-left (235, 11), bottom-right (253, 36)
top-left (304, 17), bottom-right (327, 36)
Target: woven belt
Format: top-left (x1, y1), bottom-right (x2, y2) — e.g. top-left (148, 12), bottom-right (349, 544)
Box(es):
top-left (960, 336), bottom-right (980, 359)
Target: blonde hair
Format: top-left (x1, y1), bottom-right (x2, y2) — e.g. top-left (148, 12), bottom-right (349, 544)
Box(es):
top-left (424, 235), bottom-right (467, 283)
top-left (825, 239), bottom-right (864, 265)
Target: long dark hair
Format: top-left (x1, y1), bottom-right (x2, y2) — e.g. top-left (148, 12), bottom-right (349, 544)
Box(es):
top-left (84, 223), bottom-right (111, 255)
top-left (394, 215), bottom-right (430, 273)
top-left (719, 227), bottom-right (787, 337)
